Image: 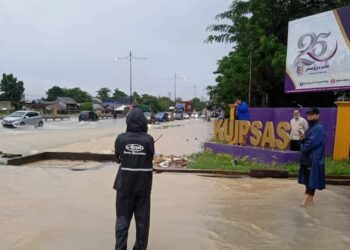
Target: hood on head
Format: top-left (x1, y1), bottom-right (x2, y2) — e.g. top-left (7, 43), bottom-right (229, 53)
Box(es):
top-left (126, 108), bottom-right (148, 133)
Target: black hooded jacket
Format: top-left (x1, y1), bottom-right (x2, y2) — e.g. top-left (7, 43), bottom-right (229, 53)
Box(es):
top-left (114, 108), bottom-right (155, 196)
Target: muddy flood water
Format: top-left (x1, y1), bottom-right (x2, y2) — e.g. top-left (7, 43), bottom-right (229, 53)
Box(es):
top-left (0, 119), bottom-right (349, 250)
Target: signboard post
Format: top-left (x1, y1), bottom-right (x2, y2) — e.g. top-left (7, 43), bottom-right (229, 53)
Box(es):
top-left (285, 6), bottom-right (350, 160)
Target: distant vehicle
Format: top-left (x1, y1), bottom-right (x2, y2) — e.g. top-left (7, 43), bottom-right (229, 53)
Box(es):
top-left (166, 112), bottom-right (175, 121)
top-left (183, 113), bottom-right (190, 119)
top-left (175, 101), bottom-right (194, 114)
top-left (191, 112), bottom-right (199, 119)
top-left (174, 112), bottom-right (183, 120)
top-left (2, 110), bottom-right (44, 128)
top-left (79, 111), bottom-right (99, 122)
top-left (144, 112), bottom-right (155, 124)
top-left (211, 110), bottom-right (221, 118)
top-left (155, 112), bottom-right (169, 122)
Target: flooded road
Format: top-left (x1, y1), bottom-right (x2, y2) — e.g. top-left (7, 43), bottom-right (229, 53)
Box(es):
top-left (0, 118), bottom-right (126, 156)
top-left (0, 119), bottom-right (349, 249)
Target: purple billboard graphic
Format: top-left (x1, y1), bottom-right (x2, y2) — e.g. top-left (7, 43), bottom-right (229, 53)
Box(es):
top-left (285, 6), bottom-right (350, 93)
top-left (206, 108), bottom-right (337, 164)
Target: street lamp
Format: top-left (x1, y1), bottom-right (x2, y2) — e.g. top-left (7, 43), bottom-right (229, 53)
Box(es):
top-left (115, 51), bottom-right (147, 105)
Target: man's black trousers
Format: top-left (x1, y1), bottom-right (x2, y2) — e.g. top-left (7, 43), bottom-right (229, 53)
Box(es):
top-left (115, 192), bottom-right (150, 250)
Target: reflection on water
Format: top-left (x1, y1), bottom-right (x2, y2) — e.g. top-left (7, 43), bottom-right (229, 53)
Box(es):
top-left (204, 178), bottom-right (350, 250)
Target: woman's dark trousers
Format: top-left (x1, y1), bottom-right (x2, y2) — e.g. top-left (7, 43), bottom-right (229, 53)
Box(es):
top-left (115, 192), bottom-right (150, 250)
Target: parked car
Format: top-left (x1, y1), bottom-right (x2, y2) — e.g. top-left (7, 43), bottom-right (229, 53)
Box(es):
top-left (183, 113), bottom-right (190, 119)
top-left (144, 112), bottom-right (155, 124)
top-left (79, 111), bottom-right (99, 122)
top-left (2, 110), bottom-right (44, 128)
top-left (174, 112), bottom-right (183, 120)
top-left (155, 112), bottom-right (169, 122)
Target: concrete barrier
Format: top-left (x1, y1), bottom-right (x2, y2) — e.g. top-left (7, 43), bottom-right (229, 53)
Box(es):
top-left (7, 152), bottom-right (115, 165)
top-left (43, 115), bottom-right (71, 121)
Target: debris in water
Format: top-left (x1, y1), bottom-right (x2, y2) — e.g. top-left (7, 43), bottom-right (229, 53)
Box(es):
top-left (231, 159), bottom-right (238, 167)
top-left (153, 154), bottom-right (188, 168)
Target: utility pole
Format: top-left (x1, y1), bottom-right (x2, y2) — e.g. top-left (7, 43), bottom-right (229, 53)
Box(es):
top-left (167, 74), bottom-right (185, 104)
top-left (188, 84), bottom-right (197, 99)
top-left (116, 51), bottom-right (146, 105)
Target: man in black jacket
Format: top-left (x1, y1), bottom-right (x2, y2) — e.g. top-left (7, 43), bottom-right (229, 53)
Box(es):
top-left (114, 108), bottom-right (155, 250)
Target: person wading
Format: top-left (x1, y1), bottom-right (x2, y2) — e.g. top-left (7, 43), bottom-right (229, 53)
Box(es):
top-left (298, 108), bottom-right (326, 208)
top-left (114, 108), bottom-right (155, 250)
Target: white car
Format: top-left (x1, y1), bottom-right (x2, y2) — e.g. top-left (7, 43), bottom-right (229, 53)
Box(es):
top-left (191, 112), bottom-right (199, 119)
top-left (2, 111), bottom-right (44, 128)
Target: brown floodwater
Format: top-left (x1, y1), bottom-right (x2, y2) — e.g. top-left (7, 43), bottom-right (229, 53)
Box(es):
top-left (1, 165), bottom-right (349, 250)
top-left (0, 119), bottom-right (349, 249)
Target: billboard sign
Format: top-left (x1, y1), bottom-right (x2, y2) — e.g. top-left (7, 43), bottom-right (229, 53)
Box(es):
top-left (285, 6), bottom-right (350, 93)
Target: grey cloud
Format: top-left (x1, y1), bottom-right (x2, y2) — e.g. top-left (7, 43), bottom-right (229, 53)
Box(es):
top-left (0, 0), bottom-right (232, 100)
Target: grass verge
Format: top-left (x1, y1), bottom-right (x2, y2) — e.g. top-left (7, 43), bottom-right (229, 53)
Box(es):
top-left (188, 150), bottom-right (350, 175)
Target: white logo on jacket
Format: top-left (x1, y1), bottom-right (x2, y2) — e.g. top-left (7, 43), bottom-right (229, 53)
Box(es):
top-left (126, 144), bottom-right (144, 152)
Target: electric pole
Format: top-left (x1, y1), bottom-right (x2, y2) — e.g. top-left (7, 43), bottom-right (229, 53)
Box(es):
top-left (167, 74), bottom-right (185, 104)
top-left (188, 84), bottom-right (197, 99)
top-left (115, 51), bottom-right (146, 105)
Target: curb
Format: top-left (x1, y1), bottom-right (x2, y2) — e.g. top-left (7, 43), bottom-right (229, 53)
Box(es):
top-left (153, 167), bottom-right (249, 176)
top-left (154, 167), bottom-right (350, 185)
top-left (5, 152), bottom-right (350, 186)
top-left (326, 179), bottom-right (350, 185)
top-left (6, 152), bottom-right (115, 166)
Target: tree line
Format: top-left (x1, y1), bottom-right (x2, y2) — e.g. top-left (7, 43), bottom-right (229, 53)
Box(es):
top-left (206, 0), bottom-right (350, 109)
top-left (0, 73), bottom-right (207, 113)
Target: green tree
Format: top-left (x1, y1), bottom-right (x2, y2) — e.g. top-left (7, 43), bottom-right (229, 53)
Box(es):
top-left (141, 94), bottom-right (161, 113)
top-left (133, 91), bottom-right (142, 104)
top-left (207, 0), bottom-right (350, 107)
top-left (113, 88), bottom-right (128, 99)
top-left (63, 87), bottom-right (92, 103)
top-left (158, 96), bottom-right (173, 111)
top-left (96, 87), bottom-right (111, 101)
top-left (192, 97), bottom-right (206, 111)
top-left (46, 86), bottom-right (65, 101)
top-left (0, 73), bottom-right (25, 109)
top-left (80, 102), bottom-right (93, 111)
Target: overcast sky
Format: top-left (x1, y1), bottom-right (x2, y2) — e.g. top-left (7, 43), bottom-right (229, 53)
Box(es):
top-left (0, 0), bottom-right (232, 101)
